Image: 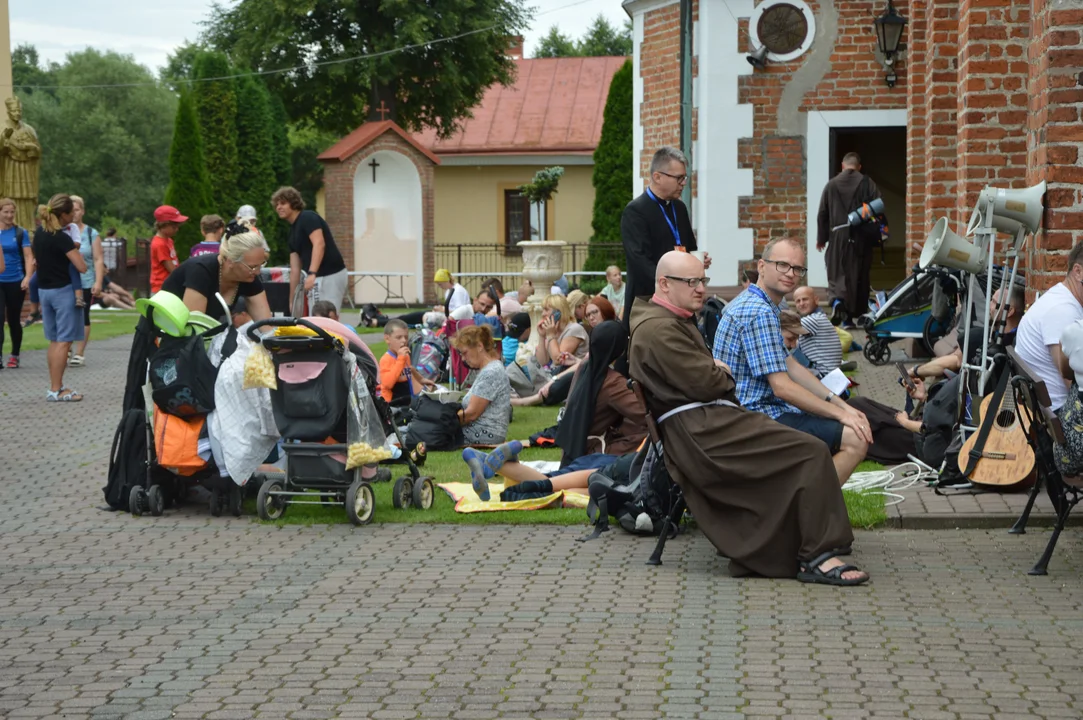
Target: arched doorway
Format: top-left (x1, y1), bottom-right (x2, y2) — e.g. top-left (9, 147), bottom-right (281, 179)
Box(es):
top-left (353, 150), bottom-right (424, 303)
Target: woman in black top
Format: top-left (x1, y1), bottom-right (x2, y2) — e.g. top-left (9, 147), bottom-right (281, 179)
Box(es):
top-left (160, 230), bottom-right (273, 322)
top-left (33, 194), bottom-right (88, 402)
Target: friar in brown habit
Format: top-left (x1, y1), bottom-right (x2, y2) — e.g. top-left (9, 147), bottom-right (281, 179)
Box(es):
top-left (628, 251), bottom-right (868, 585)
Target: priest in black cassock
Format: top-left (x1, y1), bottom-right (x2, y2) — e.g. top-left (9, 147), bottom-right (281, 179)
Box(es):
top-left (620, 147), bottom-right (710, 340)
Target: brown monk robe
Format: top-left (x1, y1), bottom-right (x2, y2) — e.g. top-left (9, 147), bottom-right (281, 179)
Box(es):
top-left (628, 253), bottom-right (863, 581)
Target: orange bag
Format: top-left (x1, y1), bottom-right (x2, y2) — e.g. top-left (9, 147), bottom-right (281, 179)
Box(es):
top-left (154, 409), bottom-right (209, 477)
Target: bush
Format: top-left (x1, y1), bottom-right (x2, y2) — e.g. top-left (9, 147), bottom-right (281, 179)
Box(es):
top-left (585, 59), bottom-right (633, 274)
top-left (192, 51), bottom-right (240, 215)
top-left (163, 92), bottom-right (214, 259)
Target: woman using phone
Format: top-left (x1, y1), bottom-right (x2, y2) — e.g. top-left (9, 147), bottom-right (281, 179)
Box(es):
top-left (535, 294), bottom-right (587, 369)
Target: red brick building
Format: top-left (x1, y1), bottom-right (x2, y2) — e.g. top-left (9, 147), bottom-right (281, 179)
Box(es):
top-left (625, 0), bottom-right (1083, 292)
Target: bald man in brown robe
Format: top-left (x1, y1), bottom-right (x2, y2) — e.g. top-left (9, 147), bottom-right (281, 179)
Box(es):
top-left (628, 251), bottom-right (868, 584)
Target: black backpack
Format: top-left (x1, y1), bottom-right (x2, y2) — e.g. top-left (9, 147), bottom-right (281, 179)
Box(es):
top-left (403, 394), bottom-right (465, 451)
top-left (698, 296), bottom-right (726, 351)
top-left (581, 442), bottom-right (680, 538)
top-left (148, 325), bottom-right (227, 418)
top-left (104, 409), bottom-right (150, 510)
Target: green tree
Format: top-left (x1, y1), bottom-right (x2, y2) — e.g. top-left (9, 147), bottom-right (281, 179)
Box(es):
top-left (534, 27), bottom-right (578, 58)
top-left (266, 94), bottom-right (294, 264)
top-left (12, 44), bottom-right (56, 96)
top-left (204, 0), bottom-right (532, 138)
top-left (583, 59), bottom-right (633, 293)
top-left (21, 48), bottom-right (176, 230)
top-left (578, 16), bottom-right (633, 57)
top-left (191, 50), bottom-right (240, 214)
top-left (164, 92), bottom-right (214, 259)
top-left (234, 74), bottom-right (278, 234)
top-left (159, 42), bottom-right (203, 92)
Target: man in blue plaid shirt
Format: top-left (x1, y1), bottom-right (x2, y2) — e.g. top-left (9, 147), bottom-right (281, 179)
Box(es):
top-left (713, 238), bottom-right (872, 485)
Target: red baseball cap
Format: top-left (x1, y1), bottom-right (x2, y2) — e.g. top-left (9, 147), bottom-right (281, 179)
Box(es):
top-left (153, 205), bottom-right (188, 224)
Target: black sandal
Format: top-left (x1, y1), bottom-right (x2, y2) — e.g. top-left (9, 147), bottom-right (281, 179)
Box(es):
top-left (797, 550), bottom-right (869, 587)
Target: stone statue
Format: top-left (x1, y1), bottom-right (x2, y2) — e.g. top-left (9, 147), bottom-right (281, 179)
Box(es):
top-left (0, 97), bottom-right (42, 229)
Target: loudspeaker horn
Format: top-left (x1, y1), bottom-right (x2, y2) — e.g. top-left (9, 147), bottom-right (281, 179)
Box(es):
top-left (967, 180), bottom-right (1047, 235)
top-left (746, 46), bottom-right (769, 68)
top-left (920, 217), bottom-right (986, 273)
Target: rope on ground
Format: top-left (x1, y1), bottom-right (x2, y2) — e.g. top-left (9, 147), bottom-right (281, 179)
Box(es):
top-left (842, 457), bottom-right (939, 506)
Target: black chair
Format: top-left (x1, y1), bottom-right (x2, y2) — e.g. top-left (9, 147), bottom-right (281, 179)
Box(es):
top-left (1006, 346), bottom-right (1083, 575)
top-left (628, 379), bottom-right (687, 566)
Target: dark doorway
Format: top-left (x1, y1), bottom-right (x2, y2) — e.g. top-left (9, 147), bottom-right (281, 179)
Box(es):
top-left (830, 127), bottom-right (907, 291)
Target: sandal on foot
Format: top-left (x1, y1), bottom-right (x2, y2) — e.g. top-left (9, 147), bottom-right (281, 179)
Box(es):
top-left (797, 550), bottom-right (868, 587)
top-left (462, 448), bottom-right (491, 501)
top-left (69, 354), bottom-right (85, 367)
top-left (22, 311), bottom-right (40, 328)
top-left (46, 388), bottom-right (83, 402)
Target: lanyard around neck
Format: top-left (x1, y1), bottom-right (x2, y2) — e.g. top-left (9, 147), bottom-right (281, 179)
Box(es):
top-left (645, 188), bottom-right (681, 246)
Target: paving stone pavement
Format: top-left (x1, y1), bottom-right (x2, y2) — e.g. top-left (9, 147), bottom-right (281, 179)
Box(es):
top-left (3, 335), bottom-right (1083, 719)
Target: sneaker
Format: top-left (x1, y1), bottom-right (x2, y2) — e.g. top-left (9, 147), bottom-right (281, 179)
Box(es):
top-left (6, 356), bottom-right (17, 368)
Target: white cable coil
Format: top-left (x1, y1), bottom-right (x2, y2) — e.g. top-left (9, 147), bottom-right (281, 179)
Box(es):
top-left (841, 457), bottom-right (939, 506)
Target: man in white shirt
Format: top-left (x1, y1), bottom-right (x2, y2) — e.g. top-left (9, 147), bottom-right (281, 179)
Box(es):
top-left (433, 268), bottom-right (470, 315)
top-left (1015, 242), bottom-right (1083, 410)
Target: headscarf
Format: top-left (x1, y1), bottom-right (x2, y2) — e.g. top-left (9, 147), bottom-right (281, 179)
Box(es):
top-left (555, 320), bottom-right (628, 467)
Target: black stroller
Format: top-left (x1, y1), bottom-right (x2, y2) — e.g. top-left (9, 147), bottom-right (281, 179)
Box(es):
top-left (247, 318), bottom-right (435, 526)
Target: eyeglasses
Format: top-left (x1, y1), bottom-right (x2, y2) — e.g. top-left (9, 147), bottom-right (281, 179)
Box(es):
top-left (238, 260), bottom-right (265, 274)
top-left (657, 171), bottom-right (688, 184)
top-left (585, 308), bottom-right (601, 317)
top-left (664, 275), bottom-right (710, 288)
top-left (765, 260), bottom-right (808, 278)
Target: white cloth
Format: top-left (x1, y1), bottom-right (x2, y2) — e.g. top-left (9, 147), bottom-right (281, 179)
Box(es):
top-left (449, 304), bottom-right (474, 321)
top-left (1015, 282), bottom-right (1083, 410)
top-left (208, 325), bottom-right (280, 485)
top-left (1058, 318), bottom-right (1083, 390)
top-left (445, 284), bottom-right (470, 314)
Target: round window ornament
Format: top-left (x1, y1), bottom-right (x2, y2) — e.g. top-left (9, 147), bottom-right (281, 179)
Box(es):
top-left (749, 0), bottom-right (816, 63)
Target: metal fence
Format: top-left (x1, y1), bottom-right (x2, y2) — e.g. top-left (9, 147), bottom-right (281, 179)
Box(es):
top-left (433, 243), bottom-right (625, 293)
top-left (101, 236), bottom-right (151, 296)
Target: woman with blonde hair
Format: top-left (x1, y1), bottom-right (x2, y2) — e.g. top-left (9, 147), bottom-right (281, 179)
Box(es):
top-left (565, 289), bottom-right (590, 323)
top-left (534, 293), bottom-right (588, 368)
top-left (0, 196), bottom-right (32, 368)
top-left (33, 194), bottom-right (87, 401)
top-left (68, 195), bottom-right (106, 367)
top-left (158, 228), bottom-right (273, 322)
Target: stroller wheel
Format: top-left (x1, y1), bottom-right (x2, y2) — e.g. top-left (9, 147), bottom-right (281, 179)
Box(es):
top-left (412, 476), bottom-right (435, 510)
top-left (392, 476), bottom-right (414, 509)
top-left (209, 489), bottom-right (223, 517)
top-left (346, 479), bottom-right (375, 526)
top-left (129, 486), bottom-right (147, 517)
top-left (257, 479), bottom-right (287, 521)
top-left (147, 485), bottom-right (165, 517)
top-left (863, 340), bottom-right (891, 366)
top-left (230, 485), bottom-right (243, 517)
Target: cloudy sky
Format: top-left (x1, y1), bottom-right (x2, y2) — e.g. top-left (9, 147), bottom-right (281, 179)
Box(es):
top-left (11, 0), bottom-right (629, 74)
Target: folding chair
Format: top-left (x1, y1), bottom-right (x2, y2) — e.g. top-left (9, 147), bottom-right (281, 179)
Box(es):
top-left (628, 378), bottom-right (687, 566)
top-left (1006, 346), bottom-right (1083, 575)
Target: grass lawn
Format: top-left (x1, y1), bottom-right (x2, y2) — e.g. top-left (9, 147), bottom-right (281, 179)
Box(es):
top-left (19, 310), bottom-right (141, 352)
top-left (251, 404), bottom-right (888, 530)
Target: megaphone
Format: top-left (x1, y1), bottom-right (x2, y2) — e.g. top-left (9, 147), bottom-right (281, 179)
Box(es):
top-left (920, 217), bottom-right (986, 273)
top-left (746, 46), bottom-right (769, 68)
top-left (966, 180), bottom-right (1047, 235)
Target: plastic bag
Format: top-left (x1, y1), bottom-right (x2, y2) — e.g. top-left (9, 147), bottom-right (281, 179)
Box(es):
top-left (343, 348), bottom-right (391, 470)
top-left (243, 343), bottom-right (277, 390)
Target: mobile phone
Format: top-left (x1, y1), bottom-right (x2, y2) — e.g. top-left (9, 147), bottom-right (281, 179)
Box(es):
top-left (895, 362), bottom-right (915, 391)
top-left (552, 310), bottom-right (562, 323)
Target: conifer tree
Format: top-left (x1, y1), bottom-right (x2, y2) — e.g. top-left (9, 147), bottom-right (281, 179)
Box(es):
top-left (164, 92), bottom-right (214, 259)
top-left (191, 51), bottom-right (240, 214)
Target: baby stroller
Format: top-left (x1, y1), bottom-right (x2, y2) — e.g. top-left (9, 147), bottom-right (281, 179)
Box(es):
top-left (247, 318), bottom-right (435, 526)
top-left (858, 266), bottom-right (962, 365)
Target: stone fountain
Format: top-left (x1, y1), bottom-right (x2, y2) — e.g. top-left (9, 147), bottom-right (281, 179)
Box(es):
top-left (518, 240), bottom-right (565, 353)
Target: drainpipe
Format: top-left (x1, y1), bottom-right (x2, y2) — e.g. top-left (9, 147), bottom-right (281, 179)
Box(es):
top-left (679, 0), bottom-right (693, 210)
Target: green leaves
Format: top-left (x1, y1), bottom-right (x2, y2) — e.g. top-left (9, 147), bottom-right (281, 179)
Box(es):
top-left (586, 59), bottom-right (633, 269)
top-left (533, 15), bottom-right (633, 58)
top-left (518, 167), bottom-right (565, 206)
top-left (164, 91), bottom-right (214, 260)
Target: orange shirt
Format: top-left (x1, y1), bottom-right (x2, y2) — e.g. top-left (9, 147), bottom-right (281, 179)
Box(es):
top-left (379, 351), bottom-right (412, 403)
top-left (150, 235), bottom-right (177, 294)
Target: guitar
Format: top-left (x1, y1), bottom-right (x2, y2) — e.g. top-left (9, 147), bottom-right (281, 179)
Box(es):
top-left (958, 387), bottom-right (1035, 487)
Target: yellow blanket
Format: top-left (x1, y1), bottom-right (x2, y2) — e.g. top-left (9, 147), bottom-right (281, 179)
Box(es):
top-left (438, 482), bottom-right (590, 513)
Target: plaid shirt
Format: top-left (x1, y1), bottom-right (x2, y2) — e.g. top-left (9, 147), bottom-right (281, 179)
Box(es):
top-left (712, 286), bottom-right (798, 419)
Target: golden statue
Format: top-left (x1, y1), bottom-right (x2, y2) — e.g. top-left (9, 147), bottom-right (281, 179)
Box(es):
top-left (0, 97), bottom-right (41, 229)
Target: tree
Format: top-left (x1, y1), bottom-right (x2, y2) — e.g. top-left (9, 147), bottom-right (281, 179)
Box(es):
top-left (534, 27), bottom-right (578, 58)
top-left (532, 16), bottom-right (633, 58)
top-left (266, 94), bottom-right (294, 264)
top-left (204, 0), bottom-right (532, 138)
top-left (518, 167), bottom-right (564, 241)
top-left (159, 42), bottom-right (203, 93)
top-left (578, 17), bottom-right (633, 57)
top-left (164, 92), bottom-right (214, 259)
top-left (21, 48), bottom-right (176, 230)
top-left (234, 74), bottom-right (278, 229)
top-left (191, 51), bottom-right (240, 215)
top-left (12, 44), bottom-right (56, 96)
top-left (583, 59), bottom-right (633, 292)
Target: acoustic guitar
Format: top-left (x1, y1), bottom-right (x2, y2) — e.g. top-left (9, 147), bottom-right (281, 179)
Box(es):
top-left (958, 387), bottom-right (1035, 486)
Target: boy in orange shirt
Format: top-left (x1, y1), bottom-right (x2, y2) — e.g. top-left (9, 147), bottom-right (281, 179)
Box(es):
top-left (149, 205), bottom-right (186, 293)
top-left (379, 318), bottom-right (435, 405)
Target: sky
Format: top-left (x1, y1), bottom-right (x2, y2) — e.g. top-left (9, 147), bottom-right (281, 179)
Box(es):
top-left (11, 0), bottom-right (629, 74)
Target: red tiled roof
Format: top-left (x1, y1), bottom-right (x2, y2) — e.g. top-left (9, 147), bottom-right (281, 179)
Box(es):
top-left (416, 56), bottom-right (627, 155)
top-left (318, 120), bottom-right (441, 164)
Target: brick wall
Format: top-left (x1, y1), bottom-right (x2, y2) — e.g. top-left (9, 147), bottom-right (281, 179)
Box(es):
top-left (639, 3), bottom-right (683, 182)
top-left (320, 131), bottom-right (438, 304)
top-left (1026, 0), bottom-right (1083, 293)
top-left (905, 0), bottom-right (927, 262)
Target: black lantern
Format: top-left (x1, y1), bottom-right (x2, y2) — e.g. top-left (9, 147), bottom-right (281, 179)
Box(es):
top-left (874, 0), bottom-right (907, 86)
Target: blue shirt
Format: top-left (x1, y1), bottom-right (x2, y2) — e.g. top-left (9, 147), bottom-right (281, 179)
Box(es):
top-left (712, 286), bottom-right (798, 419)
top-left (502, 336), bottom-right (519, 367)
top-left (0, 227), bottom-right (27, 283)
top-left (78, 226), bottom-right (99, 289)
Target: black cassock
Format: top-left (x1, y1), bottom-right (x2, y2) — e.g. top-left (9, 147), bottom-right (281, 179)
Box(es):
top-left (619, 190), bottom-right (697, 334)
